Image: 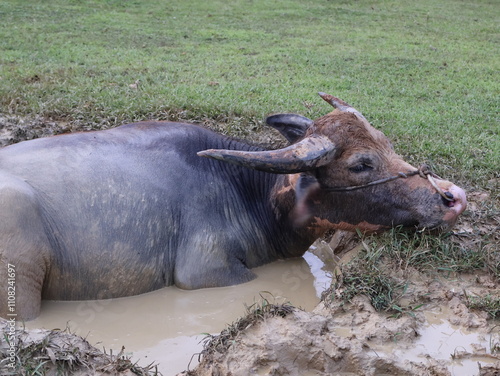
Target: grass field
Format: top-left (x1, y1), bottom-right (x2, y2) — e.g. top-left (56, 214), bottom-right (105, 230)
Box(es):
top-left (1, 0), bottom-right (498, 188)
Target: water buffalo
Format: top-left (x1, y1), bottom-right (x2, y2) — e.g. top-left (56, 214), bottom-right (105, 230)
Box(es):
top-left (0, 93), bottom-right (466, 320)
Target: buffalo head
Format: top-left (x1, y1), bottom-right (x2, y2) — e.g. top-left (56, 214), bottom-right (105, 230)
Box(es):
top-left (198, 93), bottom-right (467, 234)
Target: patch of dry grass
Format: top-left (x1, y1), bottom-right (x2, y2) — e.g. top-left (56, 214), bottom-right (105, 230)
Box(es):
top-left (0, 323), bottom-right (160, 376)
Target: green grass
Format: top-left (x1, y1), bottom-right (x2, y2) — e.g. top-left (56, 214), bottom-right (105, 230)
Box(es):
top-left (369, 228), bottom-right (493, 275)
top-left (328, 226), bottom-right (499, 315)
top-left (332, 251), bottom-right (407, 312)
top-left (466, 293), bottom-right (500, 320)
top-left (0, 0), bottom-right (498, 190)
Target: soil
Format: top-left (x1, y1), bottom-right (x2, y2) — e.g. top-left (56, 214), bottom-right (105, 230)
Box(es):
top-left (0, 115), bottom-right (498, 376)
top-left (180, 272), bottom-right (499, 376)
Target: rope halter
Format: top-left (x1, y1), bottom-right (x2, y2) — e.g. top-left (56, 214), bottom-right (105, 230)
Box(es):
top-left (320, 163), bottom-right (455, 202)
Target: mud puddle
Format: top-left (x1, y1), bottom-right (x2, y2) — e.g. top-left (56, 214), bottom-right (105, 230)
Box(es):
top-left (26, 251), bottom-right (332, 375)
top-left (415, 311), bottom-right (497, 374)
top-left (359, 307), bottom-right (499, 375)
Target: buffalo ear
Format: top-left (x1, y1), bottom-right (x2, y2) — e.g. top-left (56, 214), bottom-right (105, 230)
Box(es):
top-left (292, 173), bottom-right (320, 227)
top-left (265, 114), bottom-right (314, 144)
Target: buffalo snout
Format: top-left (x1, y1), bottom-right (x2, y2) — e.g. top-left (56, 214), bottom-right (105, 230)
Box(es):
top-left (434, 179), bottom-right (467, 228)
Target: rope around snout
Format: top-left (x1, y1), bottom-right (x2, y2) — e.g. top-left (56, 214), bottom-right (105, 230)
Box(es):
top-left (321, 164), bottom-right (454, 202)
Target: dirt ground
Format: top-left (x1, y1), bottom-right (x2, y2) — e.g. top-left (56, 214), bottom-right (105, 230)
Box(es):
top-left (0, 114), bottom-right (498, 376)
top-left (179, 269), bottom-right (499, 376)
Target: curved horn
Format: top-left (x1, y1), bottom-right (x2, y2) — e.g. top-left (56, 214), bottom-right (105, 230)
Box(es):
top-left (318, 92), bottom-right (367, 121)
top-left (197, 134), bottom-right (336, 174)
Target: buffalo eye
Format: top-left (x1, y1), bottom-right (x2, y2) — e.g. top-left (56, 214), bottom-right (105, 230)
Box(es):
top-left (349, 163), bottom-right (373, 173)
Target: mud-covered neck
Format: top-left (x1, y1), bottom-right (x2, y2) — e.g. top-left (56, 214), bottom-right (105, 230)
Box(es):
top-left (268, 174), bottom-right (324, 256)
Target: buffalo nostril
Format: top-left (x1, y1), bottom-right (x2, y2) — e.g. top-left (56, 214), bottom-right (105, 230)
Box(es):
top-left (441, 192), bottom-right (456, 207)
top-left (444, 191), bottom-right (454, 200)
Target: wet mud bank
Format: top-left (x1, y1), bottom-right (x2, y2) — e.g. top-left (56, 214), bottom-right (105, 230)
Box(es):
top-left (177, 192), bottom-right (499, 375)
top-left (181, 272), bottom-right (499, 376)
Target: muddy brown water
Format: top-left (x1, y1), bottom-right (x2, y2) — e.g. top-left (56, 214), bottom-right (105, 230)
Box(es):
top-left (27, 251), bottom-right (332, 375)
top-left (25, 243), bottom-right (497, 376)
